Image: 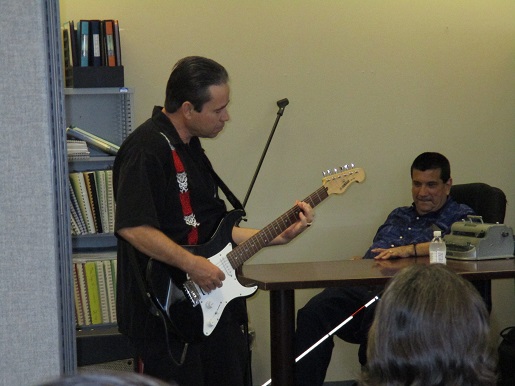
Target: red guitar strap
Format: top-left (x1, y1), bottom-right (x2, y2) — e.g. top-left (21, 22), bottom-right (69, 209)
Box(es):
top-left (160, 133), bottom-right (199, 245)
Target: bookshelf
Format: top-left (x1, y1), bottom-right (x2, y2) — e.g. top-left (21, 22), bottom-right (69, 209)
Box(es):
top-left (66, 87), bottom-right (133, 249)
top-left (65, 87), bottom-right (135, 367)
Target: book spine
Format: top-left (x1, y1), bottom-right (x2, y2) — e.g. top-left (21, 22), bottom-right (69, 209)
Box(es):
top-left (95, 261), bottom-right (110, 323)
top-left (103, 259), bottom-right (117, 323)
top-left (84, 261), bottom-right (102, 325)
top-left (111, 259), bottom-right (117, 300)
top-left (84, 171), bottom-right (103, 233)
top-left (94, 170), bottom-right (110, 233)
top-left (70, 215), bottom-right (81, 236)
top-left (73, 263), bottom-right (85, 326)
top-left (75, 262), bottom-right (91, 325)
top-left (79, 20), bottom-right (89, 67)
top-left (66, 20), bottom-right (78, 66)
top-left (104, 20), bottom-right (116, 67)
top-left (90, 20), bottom-right (102, 66)
top-left (113, 20), bottom-right (122, 66)
top-left (105, 170), bottom-right (115, 232)
top-left (62, 27), bottom-right (73, 68)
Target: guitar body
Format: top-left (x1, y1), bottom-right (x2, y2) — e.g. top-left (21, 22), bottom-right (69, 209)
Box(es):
top-left (146, 209), bottom-right (258, 342)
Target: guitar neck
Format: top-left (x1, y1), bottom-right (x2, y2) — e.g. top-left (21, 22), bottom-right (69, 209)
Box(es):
top-left (228, 185), bottom-right (329, 269)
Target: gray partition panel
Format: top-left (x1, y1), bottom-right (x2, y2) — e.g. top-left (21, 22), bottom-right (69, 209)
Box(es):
top-left (0, 1), bottom-right (74, 385)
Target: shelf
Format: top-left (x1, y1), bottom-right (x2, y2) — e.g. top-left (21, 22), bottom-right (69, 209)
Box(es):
top-left (72, 233), bottom-right (117, 250)
top-left (76, 325), bottom-right (134, 366)
top-left (65, 87), bottom-right (132, 95)
top-left (78, 322), bottom-right (117, 332)
top-left (68, 156), bottom-right (115, 172)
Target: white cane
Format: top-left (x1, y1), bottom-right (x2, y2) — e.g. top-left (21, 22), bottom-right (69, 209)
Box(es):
top-left (261, 295), bottom-right (380, 386)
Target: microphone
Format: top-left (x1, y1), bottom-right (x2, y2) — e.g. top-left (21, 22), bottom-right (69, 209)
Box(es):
top-left (276, 98), bottom-right (289, 116)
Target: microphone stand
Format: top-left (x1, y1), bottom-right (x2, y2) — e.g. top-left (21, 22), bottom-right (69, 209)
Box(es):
top-left (240, 98), bottom-right (289, 386)
top-left (242, 98), bottom-right (289, 208)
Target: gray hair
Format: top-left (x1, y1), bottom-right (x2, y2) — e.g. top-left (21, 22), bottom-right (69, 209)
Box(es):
top-left (362, 264), bottom-right (497, 386)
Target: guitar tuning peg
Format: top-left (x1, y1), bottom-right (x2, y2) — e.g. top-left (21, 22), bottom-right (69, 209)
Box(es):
top-left (324, 164), bottom-right (356, 176)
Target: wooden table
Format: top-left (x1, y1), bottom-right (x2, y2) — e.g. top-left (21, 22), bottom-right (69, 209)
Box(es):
top-left (239, 257), bottom-right (515, 386)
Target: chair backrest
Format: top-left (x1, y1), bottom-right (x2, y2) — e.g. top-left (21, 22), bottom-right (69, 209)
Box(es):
top-left (450, 183), bottom-right (507, 224)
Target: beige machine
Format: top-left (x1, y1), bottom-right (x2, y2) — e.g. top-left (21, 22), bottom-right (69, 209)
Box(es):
top-left (445, 216), bottom-right (514, 260)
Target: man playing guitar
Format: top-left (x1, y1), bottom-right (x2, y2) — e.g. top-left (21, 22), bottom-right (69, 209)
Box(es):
top-left (113, 56), bottom-right (314, 386)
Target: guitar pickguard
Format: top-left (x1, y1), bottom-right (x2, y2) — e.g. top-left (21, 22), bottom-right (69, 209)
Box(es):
top-left (195, 243), bottom-right (258, 336)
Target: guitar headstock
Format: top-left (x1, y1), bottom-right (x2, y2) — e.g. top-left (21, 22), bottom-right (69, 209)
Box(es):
top-left (322, 165), bottom-right (365, 195)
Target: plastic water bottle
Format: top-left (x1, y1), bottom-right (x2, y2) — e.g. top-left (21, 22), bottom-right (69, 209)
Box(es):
top-left (429, 230), bottom-right (446, 264)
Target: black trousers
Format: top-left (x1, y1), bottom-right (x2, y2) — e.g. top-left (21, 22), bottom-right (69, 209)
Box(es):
top-left (137, 300), bottom-right (250, 386)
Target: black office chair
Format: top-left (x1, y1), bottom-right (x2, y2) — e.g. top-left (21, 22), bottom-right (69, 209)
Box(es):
top-left (450, 182), bottom-right (508, 312)
top-left (450, 182), bottom-right (507, 224)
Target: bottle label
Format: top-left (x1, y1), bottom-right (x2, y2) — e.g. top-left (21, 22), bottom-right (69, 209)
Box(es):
top-left (430, 251), bottom-right (446, 264)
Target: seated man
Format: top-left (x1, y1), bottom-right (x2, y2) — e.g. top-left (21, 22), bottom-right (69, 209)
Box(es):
top-left (294, 152), bottom-right (476, 386)
top-left (362, 264), bottom-right (496, 386)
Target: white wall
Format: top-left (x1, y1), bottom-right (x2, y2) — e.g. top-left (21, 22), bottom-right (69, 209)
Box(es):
top-left (61, 1), bottom-right (515, 383)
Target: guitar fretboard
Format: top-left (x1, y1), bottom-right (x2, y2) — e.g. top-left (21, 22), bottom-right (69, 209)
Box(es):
top-left (227, 185), bottom-right (329, 269)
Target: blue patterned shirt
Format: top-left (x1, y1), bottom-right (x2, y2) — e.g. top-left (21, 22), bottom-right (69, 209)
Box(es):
top-left (363, 197), bottom-right (474, 258)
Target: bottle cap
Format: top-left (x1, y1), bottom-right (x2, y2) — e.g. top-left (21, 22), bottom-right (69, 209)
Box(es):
top-left (433, 230), bottom-right (441, 237)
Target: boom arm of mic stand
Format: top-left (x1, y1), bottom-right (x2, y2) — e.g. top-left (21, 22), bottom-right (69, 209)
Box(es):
top-left (242, 101), bottom-right (288, 208)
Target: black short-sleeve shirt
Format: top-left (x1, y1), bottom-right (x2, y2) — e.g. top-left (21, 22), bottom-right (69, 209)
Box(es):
top-left (113, 106), bottom-right (228, 341)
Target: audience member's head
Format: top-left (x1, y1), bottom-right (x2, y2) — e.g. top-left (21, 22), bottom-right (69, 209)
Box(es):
top-left (362, 264), bottom-right (497, 386)
top-left (37, 370), bottom-right (176, 386)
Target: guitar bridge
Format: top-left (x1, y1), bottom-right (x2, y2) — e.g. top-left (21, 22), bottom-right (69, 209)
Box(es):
top-left (183, 280), bottom-right (201, 307)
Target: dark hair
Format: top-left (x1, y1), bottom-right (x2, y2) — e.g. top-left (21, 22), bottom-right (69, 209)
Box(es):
top-left (362, 264), bottom-right (496, 386)
top-left (37, 371), bottom-right (175, 386)
top-left (164, 56), bottom-right (229, 113)
top-left (410, 152), bottom-right (451, 183)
